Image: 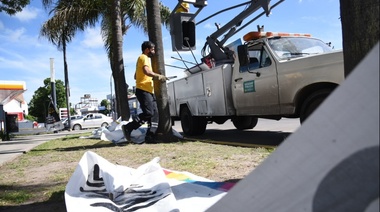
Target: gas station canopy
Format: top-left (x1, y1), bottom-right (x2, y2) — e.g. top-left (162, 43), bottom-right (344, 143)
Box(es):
top-left (0, 81), bottom-right (26, 105)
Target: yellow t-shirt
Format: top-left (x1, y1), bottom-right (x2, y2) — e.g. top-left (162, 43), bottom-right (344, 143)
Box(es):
top-left (135, 54), bottom-right (154, 94)
top-left (176, 3), bottom-right (189, 13)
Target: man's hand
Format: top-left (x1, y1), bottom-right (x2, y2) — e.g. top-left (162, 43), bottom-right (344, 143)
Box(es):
top-left (153, 74), bottom-right (169, 82)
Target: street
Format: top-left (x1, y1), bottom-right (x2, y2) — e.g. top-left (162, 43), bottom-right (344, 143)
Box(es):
top-left (172, 118), bottom-right (301, 147)
top-left (0, 118), bottom-right (300, 166)
top-left (0, 129), bottom-right (93, 166)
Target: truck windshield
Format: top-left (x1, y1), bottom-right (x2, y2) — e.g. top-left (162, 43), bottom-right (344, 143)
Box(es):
top-left (267, 37), bottom-right (334, 60)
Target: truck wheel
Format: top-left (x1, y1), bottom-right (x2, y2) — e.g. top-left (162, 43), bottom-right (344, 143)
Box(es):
top-left (196, 117), bottom-right (207, 135)
top-left (232, 116), bottom-right (258, 130)
top-left (300, 89), bottom-right (332, 123)
top-left (180, 107), bottom-right (207, 136)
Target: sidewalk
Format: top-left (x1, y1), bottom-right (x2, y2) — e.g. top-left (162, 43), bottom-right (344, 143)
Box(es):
top-left (0, 129), bottom-right (92, 167)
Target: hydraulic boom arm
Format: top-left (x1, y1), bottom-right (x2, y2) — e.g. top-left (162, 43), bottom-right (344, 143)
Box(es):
top-left (205, 0), bottom-right (272, 65)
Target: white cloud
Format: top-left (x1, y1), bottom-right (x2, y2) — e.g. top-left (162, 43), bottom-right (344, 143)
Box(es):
top-left (81, 28), bottom-right (104, 48)
top-left (203, 22), bottom-right (219, 29)
top-left (2, 27), bottom-right (27, 42)
top-left (14, 6), bottom-right (40, 22)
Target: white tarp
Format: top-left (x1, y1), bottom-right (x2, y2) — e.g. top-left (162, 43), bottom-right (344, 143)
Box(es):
top-left (207, 43), bottom-right (380, 211)
top-left (92, 121), bottom-right (183, 144)
top-left (65, 151), bottom-right (233, 211)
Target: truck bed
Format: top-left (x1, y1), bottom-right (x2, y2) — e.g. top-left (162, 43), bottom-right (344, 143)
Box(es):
top-left (168, 64), bottom-right (236, 117)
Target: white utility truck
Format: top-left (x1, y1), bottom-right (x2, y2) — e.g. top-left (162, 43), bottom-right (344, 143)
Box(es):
top-left (168, 0), bottom-right (344, 135)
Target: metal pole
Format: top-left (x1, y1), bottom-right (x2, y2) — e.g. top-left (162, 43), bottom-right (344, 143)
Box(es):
top-left (50, 58), bottom-right (57, 108)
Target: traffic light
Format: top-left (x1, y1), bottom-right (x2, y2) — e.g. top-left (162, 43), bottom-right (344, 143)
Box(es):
top-left (170, 12), bottom-right (196, 51)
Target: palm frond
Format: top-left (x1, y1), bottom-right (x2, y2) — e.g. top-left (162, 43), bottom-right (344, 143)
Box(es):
top-left (159, 2), bottom-right (171, 28)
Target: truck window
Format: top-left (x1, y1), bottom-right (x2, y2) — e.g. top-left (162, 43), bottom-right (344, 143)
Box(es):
top-left (268, 37), bottom-right (334, 60)
top-left (261, 49), bottom-right (272, 68)
top-left (239, 44), bottom-right (272, 72)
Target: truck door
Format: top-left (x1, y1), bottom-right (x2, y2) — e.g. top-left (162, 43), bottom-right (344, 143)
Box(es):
top-left (232, 43), bottom-right (280, 115)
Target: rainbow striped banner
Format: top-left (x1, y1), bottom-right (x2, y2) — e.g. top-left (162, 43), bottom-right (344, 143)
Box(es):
top-left (164, 169), bottom-right (236, 192)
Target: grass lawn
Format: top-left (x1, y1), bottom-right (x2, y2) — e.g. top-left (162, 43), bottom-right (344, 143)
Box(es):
top-left (0, 132), bottom-right (274, 211)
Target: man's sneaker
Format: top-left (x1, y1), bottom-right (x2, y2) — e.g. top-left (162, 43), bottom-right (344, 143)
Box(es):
top-left (122, 124), bottom-right (131, 142)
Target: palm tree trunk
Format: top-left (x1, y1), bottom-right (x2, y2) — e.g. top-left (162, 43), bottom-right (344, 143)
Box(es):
top-left (146, 0), bottom-right (175, 140)
top-left (109, 0), bottom-right (130, 121)
top-left (339, 0), bottom-right (379, 77)
top-left (62, 29), bottom-right (71, 131)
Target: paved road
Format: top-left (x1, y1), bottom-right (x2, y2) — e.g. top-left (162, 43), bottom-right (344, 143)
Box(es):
top-left (0, 129), bottom-right (92, 167)
top-left (172, 118), bottom-right (301, 147)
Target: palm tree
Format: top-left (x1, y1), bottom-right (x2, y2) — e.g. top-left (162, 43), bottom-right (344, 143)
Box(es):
top-left (146, 0), bottom-right (178, 142)
top-left (40, 6), bottom-right (77, 130)
top-left (339, 0), bottom-right (379, 77)
top-left (40, 0), bottom-right (170, 121)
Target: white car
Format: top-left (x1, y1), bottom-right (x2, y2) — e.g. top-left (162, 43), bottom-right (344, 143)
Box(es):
top-left (70, 113), bottom-right (113, 130)
top-left (62, 115), bottom-right (84, 129)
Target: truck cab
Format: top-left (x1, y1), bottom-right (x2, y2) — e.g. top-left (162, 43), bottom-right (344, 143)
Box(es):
top-left (232, 31), bottom-right (344, 121)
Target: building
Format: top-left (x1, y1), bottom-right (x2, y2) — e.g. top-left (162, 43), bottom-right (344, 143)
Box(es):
top-left (0, 81), bottom-right (27, 133)
top-left (0, 81), bottom-right (27, 119)
top-left (74, 94), bottom-right (99, 115)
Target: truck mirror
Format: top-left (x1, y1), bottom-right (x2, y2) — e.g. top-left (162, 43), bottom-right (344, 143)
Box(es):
top-left (237, 45), bottom-right (249, 66)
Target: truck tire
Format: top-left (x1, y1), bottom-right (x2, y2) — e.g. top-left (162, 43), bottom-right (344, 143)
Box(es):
top-left (196, 117), bottom-right (207, 135)
top-left (232, 116), bottom-right (258, 130)
top-left (180, 107), bottom-right (207, 136)
top-left (300, 89), bottom-right (332, 123)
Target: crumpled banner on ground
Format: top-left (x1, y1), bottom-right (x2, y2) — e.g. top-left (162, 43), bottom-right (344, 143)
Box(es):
top-left (65, 151), bottom-right (235, 212)
top-left (89, 121), bottom-right (183, 144)
top-left (65, 151), bottom-right (177, 211)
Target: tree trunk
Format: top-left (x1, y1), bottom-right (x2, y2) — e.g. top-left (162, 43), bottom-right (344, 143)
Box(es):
top-left (146, 0), bottom-right (178, 142)
top-left (62, 30), bottom-right (71, 131)
top-left (339, 0), bottom-right (379, 77)
top-left (109, 0), bottom-right (130, 121)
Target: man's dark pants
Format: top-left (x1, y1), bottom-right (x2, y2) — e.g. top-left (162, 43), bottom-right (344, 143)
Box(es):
top-left (124, 88), bottom-right (159, 141)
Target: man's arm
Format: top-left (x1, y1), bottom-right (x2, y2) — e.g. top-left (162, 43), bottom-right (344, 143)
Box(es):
top-left (142, 65), bottom-right (156, 77)
top-left (142, 65), bottom-right (168, 82)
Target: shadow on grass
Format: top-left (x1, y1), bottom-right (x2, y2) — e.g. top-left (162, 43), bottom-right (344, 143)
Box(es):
top-left (29, 140), bottom-right (116, 154)
top-left (55, 140), bottom-right (116, 152)
top-left (184, 129), bottom-right (291, 147)
top-left (0, 200), bottom-right (65, 212)
top-left (224, 178), bottom-right (241, 183)
top-left (0, 184), bottom-right (66, 212)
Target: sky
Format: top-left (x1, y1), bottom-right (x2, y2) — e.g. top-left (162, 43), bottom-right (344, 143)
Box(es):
top-left (0, 0), bottom-right (342, 108)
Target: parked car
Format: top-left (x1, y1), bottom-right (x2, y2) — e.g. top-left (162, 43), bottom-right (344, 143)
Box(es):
top-left (62, 115), bottom-right (84, 129)
top-left (70, 113), bottom-right (113, 130)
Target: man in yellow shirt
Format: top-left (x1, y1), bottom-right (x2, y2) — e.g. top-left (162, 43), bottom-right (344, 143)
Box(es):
top-left (122, 41), bottom-right (168, 144)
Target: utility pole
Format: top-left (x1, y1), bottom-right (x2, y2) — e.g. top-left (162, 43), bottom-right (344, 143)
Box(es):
top-left (50, 58), bottom-right (57, 108)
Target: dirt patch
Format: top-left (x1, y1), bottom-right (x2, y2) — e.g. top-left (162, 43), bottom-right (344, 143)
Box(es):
top-left (26, 162), bottom-right (71, 185)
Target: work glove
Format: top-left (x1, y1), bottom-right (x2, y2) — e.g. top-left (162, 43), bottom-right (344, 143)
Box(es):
top-left (153, 74), bottom-right (169, 82)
